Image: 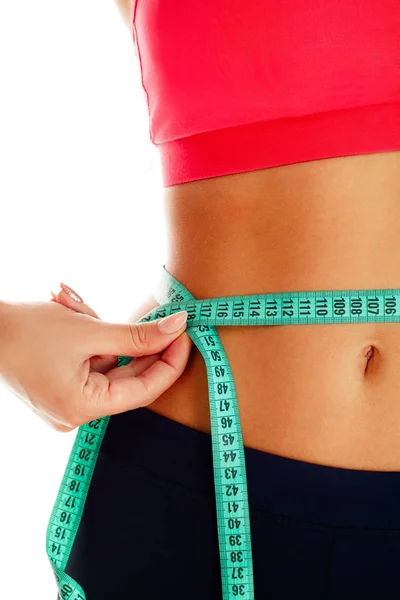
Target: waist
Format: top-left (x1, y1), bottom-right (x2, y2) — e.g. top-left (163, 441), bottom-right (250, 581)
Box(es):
top-left (134, 152), bottom-right (400, 470)
top-left (144, 275), bottom-right (400, 472)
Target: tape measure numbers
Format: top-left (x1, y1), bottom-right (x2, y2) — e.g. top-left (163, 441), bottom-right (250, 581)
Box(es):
top-left (46, 265), bottom-right (400, 599)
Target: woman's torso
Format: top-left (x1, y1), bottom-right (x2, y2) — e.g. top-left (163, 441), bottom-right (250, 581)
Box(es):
top-left (127, 151), bottom-right (400, 471)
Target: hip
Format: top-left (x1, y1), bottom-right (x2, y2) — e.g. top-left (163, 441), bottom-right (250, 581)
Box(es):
top-left (64, 407), bottom-right (400, 599)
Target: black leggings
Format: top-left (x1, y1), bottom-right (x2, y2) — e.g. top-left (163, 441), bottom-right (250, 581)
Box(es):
top-left (64, 407), bottom-right (400, 599)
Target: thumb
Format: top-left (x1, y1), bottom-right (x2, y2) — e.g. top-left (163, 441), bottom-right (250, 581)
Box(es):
top-left (84, 310), bottom-right (189, 358)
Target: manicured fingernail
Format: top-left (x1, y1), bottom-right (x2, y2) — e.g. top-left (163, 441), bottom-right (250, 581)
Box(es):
top-left (158, 311), bottom-right (188, 334)
top-left (60, 282), bottom-right (84, 303)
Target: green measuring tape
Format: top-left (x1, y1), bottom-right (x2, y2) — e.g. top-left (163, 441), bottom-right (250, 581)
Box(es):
top-left (46, 264), bottom-right (400, 599)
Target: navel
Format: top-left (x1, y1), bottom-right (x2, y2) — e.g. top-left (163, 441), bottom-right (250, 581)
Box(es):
top-left (363, 344), bottom-right (378, 376)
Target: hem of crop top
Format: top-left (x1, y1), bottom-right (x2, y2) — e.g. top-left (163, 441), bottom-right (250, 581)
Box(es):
top-left (154, 100), bottom-right (400, 188)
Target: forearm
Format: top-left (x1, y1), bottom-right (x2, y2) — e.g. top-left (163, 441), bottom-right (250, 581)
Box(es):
top-left (0, 301), bottom-right (14, 367)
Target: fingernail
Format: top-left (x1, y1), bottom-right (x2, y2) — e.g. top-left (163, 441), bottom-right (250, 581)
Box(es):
top-left (60, 282), bottom-right (84, 303)
top-left (158, 310), bottom-right (188, 334)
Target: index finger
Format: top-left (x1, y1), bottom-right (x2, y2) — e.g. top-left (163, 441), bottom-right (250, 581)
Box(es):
top-left (78, 332), bottom-right (192, 422)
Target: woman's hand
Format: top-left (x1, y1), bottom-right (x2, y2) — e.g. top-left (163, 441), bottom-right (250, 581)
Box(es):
top-left (49, 285), bottom-right (126, 375)
top-left (0, 285), bottom-right (191, 432)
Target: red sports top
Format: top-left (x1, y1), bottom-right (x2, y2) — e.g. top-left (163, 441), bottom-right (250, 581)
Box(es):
top-left (131, 1), bottom-right (400, 188)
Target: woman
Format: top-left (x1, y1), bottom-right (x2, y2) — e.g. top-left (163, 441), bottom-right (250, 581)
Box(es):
top-left (5, 0), bottom-right (400, 598)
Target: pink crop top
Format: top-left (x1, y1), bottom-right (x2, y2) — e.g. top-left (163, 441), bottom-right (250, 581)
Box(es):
top-left (131, 1), bottom-right (400, 188)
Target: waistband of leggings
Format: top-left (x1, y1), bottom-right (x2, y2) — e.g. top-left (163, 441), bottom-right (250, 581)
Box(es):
top-left (101, 407), bottom-right (400, 530)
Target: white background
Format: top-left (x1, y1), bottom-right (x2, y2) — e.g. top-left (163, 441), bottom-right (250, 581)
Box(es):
top-left (0, 2), bottom-right (166, 597)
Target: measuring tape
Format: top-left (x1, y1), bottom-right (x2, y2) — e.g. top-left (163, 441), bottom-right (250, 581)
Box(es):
top-left (46, 264), bottom-right (400, 599)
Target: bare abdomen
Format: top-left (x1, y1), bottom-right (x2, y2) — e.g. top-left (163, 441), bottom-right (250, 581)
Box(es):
top-left (128, 151), bottom-right (400, 470)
